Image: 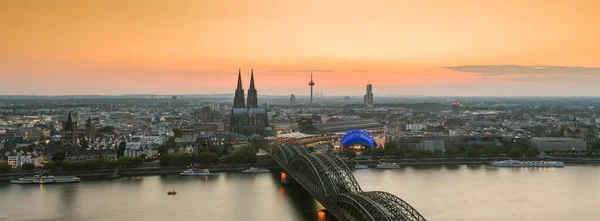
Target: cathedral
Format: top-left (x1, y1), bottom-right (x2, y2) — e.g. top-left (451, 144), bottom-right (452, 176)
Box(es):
top-left (229, 69), bottom-right (270, 136)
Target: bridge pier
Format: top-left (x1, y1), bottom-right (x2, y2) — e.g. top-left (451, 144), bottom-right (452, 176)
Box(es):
top-left (317, 209), bottom-right (327, 221)
top-left (280, 171), bottom-right (294, 184)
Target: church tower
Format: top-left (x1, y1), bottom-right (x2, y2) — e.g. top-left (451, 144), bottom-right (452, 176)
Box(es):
top-left (247, 69), bottom-right (258, 108)
top-left (62, 112), bottom-right (78, 146)
top-left (85, 117), bottom-right (95, 141)
top-left (233, 69), bottom-right (246, 108)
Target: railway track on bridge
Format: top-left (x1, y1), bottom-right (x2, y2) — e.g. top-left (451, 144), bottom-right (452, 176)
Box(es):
top-left (271, 144), bottom-right (427, 221)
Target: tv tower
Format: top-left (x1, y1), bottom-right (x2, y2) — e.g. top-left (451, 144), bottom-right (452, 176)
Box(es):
top-left (308, 73), bottom-right (315, 105)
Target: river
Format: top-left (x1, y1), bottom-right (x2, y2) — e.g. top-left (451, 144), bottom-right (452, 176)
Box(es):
top-left (1, 164), bottom-right (599, 221)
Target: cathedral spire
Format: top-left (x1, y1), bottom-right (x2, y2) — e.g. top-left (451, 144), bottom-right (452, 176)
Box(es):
top-left (249, 69), bottom-right (256, 91)
top-left (247, 69), bottom-right (258, 108)
top-left (64, 112), bottom-right (74, 132)
top-left (67, 112), bottom-right (73, 125)
top-left (233, 69), bottom-right (246, 108)
top-left (236, 69), bottom-right (243, 90)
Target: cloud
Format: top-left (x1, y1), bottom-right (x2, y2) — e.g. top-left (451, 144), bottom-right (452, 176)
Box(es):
top-left (442, 65), bottom-right (600, 77)
top-left (269, 69), bottom-right (335, 73)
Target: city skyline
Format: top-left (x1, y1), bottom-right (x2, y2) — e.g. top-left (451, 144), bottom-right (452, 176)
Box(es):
top-left (1, 0), bottom-right (599, 96)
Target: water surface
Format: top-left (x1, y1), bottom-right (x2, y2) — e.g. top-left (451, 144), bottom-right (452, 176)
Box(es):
top-left (1, 165), bottom-right (599, 221)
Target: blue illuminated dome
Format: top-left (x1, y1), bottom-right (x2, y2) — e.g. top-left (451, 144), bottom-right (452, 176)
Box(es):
top-left (341, 129), bottom-right (375, 147)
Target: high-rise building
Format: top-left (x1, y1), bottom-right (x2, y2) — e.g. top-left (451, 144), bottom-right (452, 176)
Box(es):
top-left (85, 117), bottom-right (95, 141)
top-left (230, 69), bottom-right (270, 136)
top-left (62, 112), bottom-right (78, 147)
top-left (452, 102), bottom-right (461, 116)
top-left (364, 83), bottom-right (374, 107)
top-left (201, 106), bottom-right (212, 122)
top-left (290, 94), bottom-right (296, 105)
top-left (344, 96), bottom-right (352, 105)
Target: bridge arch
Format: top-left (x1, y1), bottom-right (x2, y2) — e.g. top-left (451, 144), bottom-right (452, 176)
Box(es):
top-left (313, 154), bottom-right (362, 193)
top-left (328, 191), bottom-right (427, 221)
top-left (287, 153), bottom-right (362, 197)
top-left (271, 144), bottom-right (308, 164)
top-left (270, 145), bottom-right (427, 221)
top-left (341, 129), bottom-right (375, 147)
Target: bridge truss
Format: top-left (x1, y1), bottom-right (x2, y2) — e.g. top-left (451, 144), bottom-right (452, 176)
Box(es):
top-left (271, 144), bottom-right (427, 221)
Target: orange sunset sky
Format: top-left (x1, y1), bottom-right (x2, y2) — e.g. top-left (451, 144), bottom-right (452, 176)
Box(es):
top-left (1, 0), bottom-right (599, 96)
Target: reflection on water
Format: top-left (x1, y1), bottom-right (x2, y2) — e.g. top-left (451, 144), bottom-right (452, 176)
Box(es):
top-left (466, 164), bottom-right (483, 169)
top-left (443, 164), bottom-right (460, 170)
top-left (410, 164), bottom-right (443, 170)
top-left (1, 165), bottom-right (599, 221)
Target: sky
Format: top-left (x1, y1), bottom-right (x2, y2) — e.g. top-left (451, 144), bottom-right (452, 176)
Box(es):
top-left (1, 0), bottom-right (599, 96)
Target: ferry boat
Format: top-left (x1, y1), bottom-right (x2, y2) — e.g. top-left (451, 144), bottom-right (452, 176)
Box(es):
top-left (180, 168), bottom-right (211, 176)
top-left (491, 160), bottom-right (565, 168)
top-left (242, 167), bottom-right (270, 173)
top-left (376, 162), bottom-right (401, 169)
top-left (47, 176), bottom-right (81, 183)
top-left (10, 174), bottom-right (80, 184)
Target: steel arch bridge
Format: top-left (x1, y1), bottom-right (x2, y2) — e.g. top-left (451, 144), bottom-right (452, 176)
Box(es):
top-left (271, 144), bottom-right (427, 221)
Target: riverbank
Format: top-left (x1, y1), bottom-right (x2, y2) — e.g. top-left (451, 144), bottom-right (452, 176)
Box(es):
top-left (0, 163), bottom-right (281, 182)
top-left (3, 157), bottom-right (599, 182)
top-left (352, 157), bottom-right (600, 166)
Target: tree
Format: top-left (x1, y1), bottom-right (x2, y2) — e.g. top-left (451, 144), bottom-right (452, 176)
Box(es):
top-left (52, 151), bottom-right (66, 162)
top-left (525, 146), bottom-right (540, 157)
top-left (411, 149), bottom-right (427, 158)
top-left (117, 141), bottom-right (127, 157)
top-left (484, 146), bottom-right (499, 157)
top-left (466, 148), bottom-right (482, 158)
top-left (508, 147), bottom-right (523, 158)
top-left (387, 148), bottom-right (405, 159)
top-left (173, 128), bottom-right (183, 138)
top-left (371, 148), bottom-right (386, 158)
top-left (21, 162), bottom-right (36, 171)
top-left (345, 149), bottom-right (357, 159)
top-left (0, 161), bottom-right (11, 173)
top-left (43, 161), bottom-right (57, 170)
top-left (224, 147), bottom-right (257, 164)
top-left (80, 140), bottom-right (90, 149)
top-left (158, 145), bottom-right (168, 156)
top-left (591, 142), bottom-right (600, 151)
top-left (195, 137), bottom-right (208, 148)
top-left (166, 136), bottom-right (176, 148)
top-left (432, 149), bottom-right (443, 158)
top-left (198, 152), bottom-right (219, 165)
top-left (445, 147), bottom-right (459, 157)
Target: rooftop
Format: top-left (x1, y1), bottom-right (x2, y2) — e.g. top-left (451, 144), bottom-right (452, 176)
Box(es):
top-left (232, 108), bottom-right (267, 115)
top-left (307, 119), bottom-right (383, 133)
top-left (532, 137), bottom-right (585, 142)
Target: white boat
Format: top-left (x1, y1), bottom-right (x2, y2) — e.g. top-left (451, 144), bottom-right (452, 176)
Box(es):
top-left (180, 168), bottom-right (211, 176)
top-left (355, 164), bottom-right (369, 169)
top-left (376, 162), bottom-right (400, 169)
top-left (47, 175), bottom-right (81, 183)
top-left (242, 167), bottom-right (270, 173)
top-left (491, 160), bottom-right (565, 168)
top-left (10, 174), bottom-right (79, 184)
